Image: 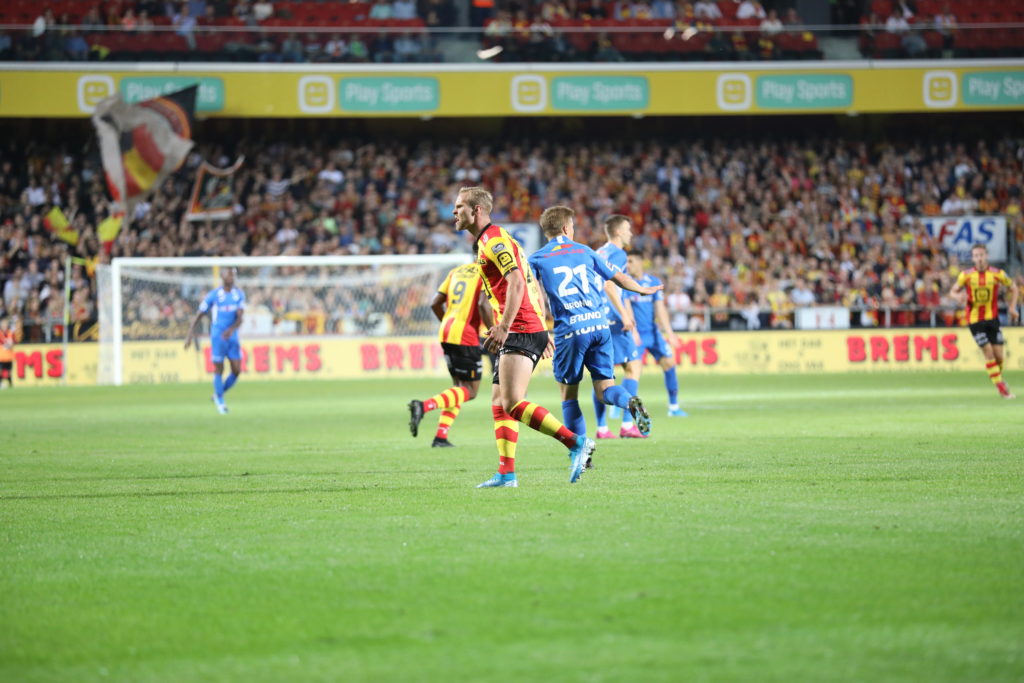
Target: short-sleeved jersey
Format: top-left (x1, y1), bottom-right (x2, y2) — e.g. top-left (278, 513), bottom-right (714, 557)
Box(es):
top-left (0, 328), bottom-right (14, 362)
top-left (199, 286), bottom-right (245, 336)
top-left (624, 274), bottom-right (664, 335)
top-left (475, 224), bottom-right (545, 334)
top-left (528, 236), bottom-right (618, 338)
top-left (955, 266), bottom-right (1013, 324)
top-left (596, 242), bottom-right (628, 327)
top-left (437, 263), bottom-right (484, 346)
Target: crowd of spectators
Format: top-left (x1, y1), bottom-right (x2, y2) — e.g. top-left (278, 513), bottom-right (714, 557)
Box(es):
top-left (4, 0), bottom-right (828, 63)
top-left (2, 127), bottom-right (1023, 343)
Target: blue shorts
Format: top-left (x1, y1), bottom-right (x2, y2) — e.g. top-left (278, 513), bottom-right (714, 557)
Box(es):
top-left (639, 329), bottom-right (672, 360)
top-left (609, 326), bottom-right (640, 365)
top-left (553, 327), bottom-right (616, 385)
top-left (211, 333), bottom-right (241, 363)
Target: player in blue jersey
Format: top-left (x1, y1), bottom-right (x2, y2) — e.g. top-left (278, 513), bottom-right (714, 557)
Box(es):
top-left (185, 267), bottom-right (245, 414)
top-left (625, 252), bottom-right (687, 417)
top-left (528, 206), bottom-right (663, 449)
top-left (594, 215), bottom-right (645, 438)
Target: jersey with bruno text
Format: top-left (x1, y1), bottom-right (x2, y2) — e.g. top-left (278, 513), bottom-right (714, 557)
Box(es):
top-left (623, 273), bottom-right (664, 336)
top-left (596, 242), bottom-right (629, 329)
top-left (199, 286), bottom-right (246, 338)
top-left (955, 266), bottom-right (1013, 324)
top-left (528, 236), bottom-right (617, 338)
top-left (475, 224), bottom-right (545, 334)
top-left (437, 263), bottom-right (484, 345)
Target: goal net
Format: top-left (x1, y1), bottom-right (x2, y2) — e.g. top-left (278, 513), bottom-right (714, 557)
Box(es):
top-left (96, 255), bottom-right (470, 385)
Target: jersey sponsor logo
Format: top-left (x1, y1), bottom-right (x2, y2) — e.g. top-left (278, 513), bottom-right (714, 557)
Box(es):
top-left (560, 323), bottom-right (610, 339)
top-left (492, 242), bottom-right (506, 253)
top-left (563, 299), bottom-right (587, 310)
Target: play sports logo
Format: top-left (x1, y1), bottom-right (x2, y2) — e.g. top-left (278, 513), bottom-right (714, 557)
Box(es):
top-left (77, 75), bottom-right (115, 113)
top-left (923, 71), bottom-right (957, 108)
top-left (716, 73), bottom-right (751, 111)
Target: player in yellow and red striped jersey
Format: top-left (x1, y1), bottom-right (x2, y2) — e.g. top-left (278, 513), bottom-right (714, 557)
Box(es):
top-left (950, 243), bottom-right (1020, 398)
top-left (408, 260), bottom-right (492, 447)
top-left (452, 186), bottom-right (596, 488)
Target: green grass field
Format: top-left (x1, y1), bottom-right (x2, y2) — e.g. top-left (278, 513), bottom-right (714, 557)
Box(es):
top-left (1, 371), bottom-right (1022, 682)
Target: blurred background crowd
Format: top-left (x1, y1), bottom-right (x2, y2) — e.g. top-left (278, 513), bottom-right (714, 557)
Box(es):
top-left (2, 116), bottom-right (1022, 343)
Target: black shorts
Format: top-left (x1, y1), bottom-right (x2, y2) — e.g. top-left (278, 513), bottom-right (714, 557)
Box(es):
top-left (969, 319), bottom-right (1004, 347)
top-left (441, 342), bottom-right (483, 382)
top-left (492, 331), bottom-right (549, 384)
top-left (0, 361), bottom-right (11, 375)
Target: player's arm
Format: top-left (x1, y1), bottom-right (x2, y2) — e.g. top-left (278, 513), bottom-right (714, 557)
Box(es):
top-left (1006, 275), bottom-right (1020, 323)
top-left (603, 279), bottom-right (636, 332)
top-left (184, 309), bottom-right (207, 350)
top-left (949, 273), bottom-right (966, 302)
top-left (477, 291), bottom-right (495, 329)
top-left (610, 271), bottom-right (663, 296)
top-left (430, 292), bottom-right (447, 322)
top-left (485, 267), bottom-right (525, 353)
top-left (654, 299), bottom-right (680, 346)
top-left (222, 307), bottom-right (244, 340)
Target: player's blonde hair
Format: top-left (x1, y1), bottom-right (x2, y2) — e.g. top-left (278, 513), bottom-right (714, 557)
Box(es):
top-left (458, 186), bottom-right (493, 214)
top-left (539, 205), bottom-right (575, 237)
top-left (604, 214), bottom-right (630, 239)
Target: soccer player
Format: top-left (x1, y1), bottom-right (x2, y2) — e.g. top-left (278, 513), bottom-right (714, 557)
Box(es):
top-left (594, 215), bottom-right (644, 438)
top-left (528, 206), bottom-right (662, 444)
top-left (453, 186), bottom-right (595, 488)
top-left (408, 259), bottom-right (492, 447)
top-left (185, 266), bottom-right (245, 414)
top-left (950, 243), bottom-right (1019, 398)
top-left (625, 252), bottom-right (688, 416)
top-left (0, 317), bottom-right (15, 389)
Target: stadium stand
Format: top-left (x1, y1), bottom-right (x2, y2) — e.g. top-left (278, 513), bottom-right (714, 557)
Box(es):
top-left (2, 127), bottom-right (1022, 341)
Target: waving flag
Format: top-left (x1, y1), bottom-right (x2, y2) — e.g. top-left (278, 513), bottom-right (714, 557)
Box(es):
top-left (92, 86), bottom-right (196, 223)
top-left (42, 206), bottom-right (79, 245)
top-left (186, 156), bottom-right (244, 222)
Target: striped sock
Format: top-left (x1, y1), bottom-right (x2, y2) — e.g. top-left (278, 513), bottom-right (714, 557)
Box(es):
top-left (424, 386), bottom-right (470, 413)
top-left (436, 406), bottom-right (460, 440)
top-left (986, 360), bottom-right (1002, 385)
top-left (509, 400), bottom-right (580, 449)
top-left (493, 406), bottom-right (519, 473)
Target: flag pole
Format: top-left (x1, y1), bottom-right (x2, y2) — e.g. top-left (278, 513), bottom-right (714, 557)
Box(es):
top-left (62, 255), bottom-right (72, 386)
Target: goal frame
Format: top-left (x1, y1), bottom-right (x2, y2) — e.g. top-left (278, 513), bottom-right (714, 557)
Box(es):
top-left (105, 254), bottom-right (469, 386)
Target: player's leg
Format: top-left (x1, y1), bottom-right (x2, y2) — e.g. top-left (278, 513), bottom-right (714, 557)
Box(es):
top-left (553, 332), bottom-right (588, 438)
top-left (222, 337), bottom-right (242, 396)
top-left (592, 332), bottom-right (651, 436)
top-left (210, 335), bottom-right (228, 414)
top-left (652, 331), bottom-right (686, 417)
top-left (433, 377), bottom-right (479, 447)
top-left (992, 342), bottom-right (1014, 398)
top-left (411, 343), bottom-right (476, 438)
top-left (0, 361), bottom-right (11, 388)
top-left (500, 332), bottom-right (594, 483)
top-left (477, 372), bottom-right (520, 488)
top-left (619, 356), bottom-right (643, 437)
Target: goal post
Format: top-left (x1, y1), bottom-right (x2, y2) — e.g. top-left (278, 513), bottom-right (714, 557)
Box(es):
top-left (97, 254), bottom-right (471, 386)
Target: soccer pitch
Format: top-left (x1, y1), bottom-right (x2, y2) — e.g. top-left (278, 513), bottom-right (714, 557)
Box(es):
top-left (1, 372), bottom-right (1021, 682)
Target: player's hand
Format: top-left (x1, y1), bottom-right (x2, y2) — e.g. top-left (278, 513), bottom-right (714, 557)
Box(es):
top-left (542, 333), bottom-right (555, 359)
top-left (621, 315), bottom-right (636, 333)
top-left (1011, 308), bottom-right (1021, 324)
top-left (221, 330), bottom-right (232, 340)
top-left (184, 334), bottom-right (196, 350)
top-left (484, 323), bottom-right (509, 354)
top-left (632, 329), bottom-right (642, 345)
top-left (642, 284), bottom-right (665, 295)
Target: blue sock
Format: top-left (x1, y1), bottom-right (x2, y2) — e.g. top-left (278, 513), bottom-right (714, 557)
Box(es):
top-left (603, 384), bottom-right (632, 411)
top-left (663, 368), bottom-right (679, 405)
top-left (621, 378), bottom-right (639, 426)
top-left (213, 373), bottom-right (224, 398)
top-left (561, 400), bottom-right (586, 440)
top-left (223, 373), bottom-right (239, 393)
top-left (593, 388), bottom-right (607, 428)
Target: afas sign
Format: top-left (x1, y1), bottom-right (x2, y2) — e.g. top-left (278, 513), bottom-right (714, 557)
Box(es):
top-left (922, 215), bottom-right (1008, 262)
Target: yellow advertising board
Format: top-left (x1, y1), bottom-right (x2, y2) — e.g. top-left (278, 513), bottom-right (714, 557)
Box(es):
top-left (3, 61), bottom-right (1024, 118)
top-left (9, 328), bottom-right (1024, 387)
